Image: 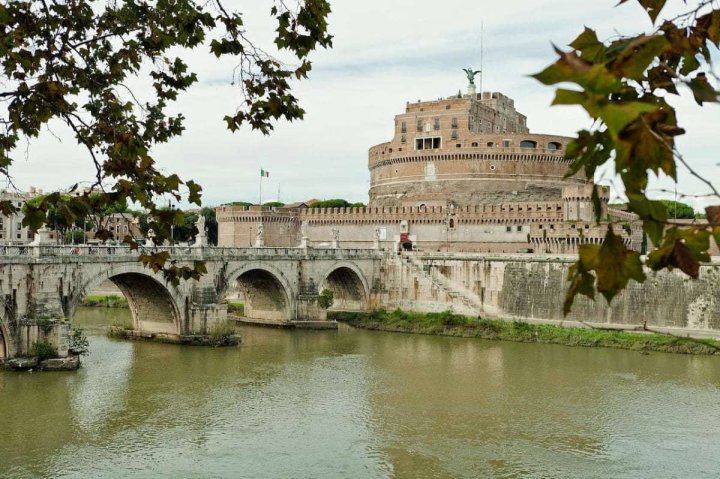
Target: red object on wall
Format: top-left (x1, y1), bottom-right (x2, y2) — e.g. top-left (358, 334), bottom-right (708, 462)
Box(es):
top-left (400, 233), bottom-right (409, 242)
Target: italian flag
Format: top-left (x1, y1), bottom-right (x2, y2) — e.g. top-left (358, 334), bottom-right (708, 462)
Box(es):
top-left (260, 168), bottom-right (270, 178)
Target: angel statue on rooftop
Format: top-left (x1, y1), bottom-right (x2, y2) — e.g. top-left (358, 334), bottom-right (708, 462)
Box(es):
top-left (462, 68), bottom-right (482, 85)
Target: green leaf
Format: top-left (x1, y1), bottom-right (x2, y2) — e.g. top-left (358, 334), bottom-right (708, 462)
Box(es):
top-left (596, 102), bottom-right (657, 135)
top-left (592, 227), bottom-right (646, 302)
top-left (564, 258), bottom-right (597, 316)
top-left (686, 73), bottom-right (719, 106)
top-left (610, 34), bottom-right (668, 80)
top-left (552, 89), bottom-right (587, 105)
top-left (569, 27), bottom-right (606, 61)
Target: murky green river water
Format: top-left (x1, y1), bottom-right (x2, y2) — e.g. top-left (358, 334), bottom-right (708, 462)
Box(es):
top-left (2, 308), bottom-right (720, 478)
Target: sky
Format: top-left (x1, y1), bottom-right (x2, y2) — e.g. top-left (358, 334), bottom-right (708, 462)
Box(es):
top-left (7, 0), bottom-right (719, 211)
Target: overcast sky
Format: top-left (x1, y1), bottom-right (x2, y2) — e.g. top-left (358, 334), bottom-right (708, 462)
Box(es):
top-left (8, 0), bottom-right (719, 211)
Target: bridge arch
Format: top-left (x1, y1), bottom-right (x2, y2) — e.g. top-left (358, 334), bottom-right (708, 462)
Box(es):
top-left (72, 264), bottom-right (183, 335)
top-left (223, 263), bottom-right (296, 322)
top-left (320, 261), bottom-right (370, 311)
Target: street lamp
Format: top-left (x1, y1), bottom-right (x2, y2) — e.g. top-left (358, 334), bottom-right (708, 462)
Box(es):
top-left (168, 200), bottom-right (175, 246)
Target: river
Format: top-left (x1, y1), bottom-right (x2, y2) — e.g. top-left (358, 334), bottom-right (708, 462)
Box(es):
top-left (2, 308), bottom-right (720, 478)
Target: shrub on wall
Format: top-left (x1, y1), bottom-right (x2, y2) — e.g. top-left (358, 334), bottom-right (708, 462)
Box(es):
top-left (31, 341), bottom-right (58, 361)
top-left (318, 289), bottom-right (334, 309)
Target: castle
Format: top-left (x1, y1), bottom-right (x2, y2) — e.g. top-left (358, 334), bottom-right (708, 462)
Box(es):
top-left (217, 81), bottom-right (642, 253)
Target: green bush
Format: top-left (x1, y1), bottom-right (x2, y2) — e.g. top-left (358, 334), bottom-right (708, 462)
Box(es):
top-left (31, 341), bottom-right (58, 361)
top-left (210, 321), bottom-right (238, 346)
top-left (69, 328), bottom-right (90, 356)
top-left (227, 302), bottom-right (245, 315)
top-left (318, 289), bottom-right (334, 309)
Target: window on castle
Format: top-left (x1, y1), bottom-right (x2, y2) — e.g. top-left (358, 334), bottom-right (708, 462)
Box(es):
top-left (520, 140), bottom-right (537, 149)
top-left (416, 120), bottom-right (423, 132)
top-left (517, 225), bottom-right (522, 232)
top-left (548, 141), bottom-right (562, 150)
top-left (506, 226), bottom-right (512, 232)
top-left (503, 140), bottom-right (511, 147)
top-left (401, 121), bottom-right (407, 133)
top-left (451, 117), bottom-right (458, 128)
top-left (401, 135), bottom-right (406, 144)
top-left (487, 142), bottom-right (494, 147)
top-left (451, 130), bottom-right (458, 140)
top-left (416, 137), bottom-right (441, 150)
top-left (433, 118), bottom-right (440, 130)
top-left (472, 142), bottom-right (478, 147)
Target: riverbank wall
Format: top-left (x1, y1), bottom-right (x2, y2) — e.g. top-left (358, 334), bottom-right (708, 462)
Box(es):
top-left (373, 253), bottom-right (720, 337)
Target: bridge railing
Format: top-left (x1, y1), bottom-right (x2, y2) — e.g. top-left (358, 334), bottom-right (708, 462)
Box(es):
top-left (0, 244), bottom-right (382, 259)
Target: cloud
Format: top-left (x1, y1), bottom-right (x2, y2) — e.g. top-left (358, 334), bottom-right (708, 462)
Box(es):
top-left (7, 0), bottom-right (718, 211)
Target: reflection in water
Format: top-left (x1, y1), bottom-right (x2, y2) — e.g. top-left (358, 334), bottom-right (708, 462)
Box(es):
top-left (1, 308), bottom-right (720, 478)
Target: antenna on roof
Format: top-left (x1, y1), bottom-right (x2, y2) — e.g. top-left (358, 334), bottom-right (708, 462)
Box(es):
top-left (479, 21), bottom-right (484, 95)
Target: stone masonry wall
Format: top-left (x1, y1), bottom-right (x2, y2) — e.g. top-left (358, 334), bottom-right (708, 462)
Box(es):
top-left (377, 254), bottom-right (720, 333)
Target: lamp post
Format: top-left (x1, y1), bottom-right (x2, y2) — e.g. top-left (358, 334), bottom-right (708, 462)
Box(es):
top-left (168, 200), bottom-right (175, 246)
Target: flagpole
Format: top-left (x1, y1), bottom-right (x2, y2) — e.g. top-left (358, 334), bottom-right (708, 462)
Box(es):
top-left (259, 169), bottom-right (263, 205)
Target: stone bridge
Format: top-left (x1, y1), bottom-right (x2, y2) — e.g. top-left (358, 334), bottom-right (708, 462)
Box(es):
top-left (0, 245), bottom-right (382, 361)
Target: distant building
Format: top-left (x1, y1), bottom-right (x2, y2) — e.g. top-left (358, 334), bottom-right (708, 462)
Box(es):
top-left (0, 187), bottom-right (43, 244)
top-left (86, 213), bottom-right (143, 242)
top-left (218, 82), bottom-right (642, 253)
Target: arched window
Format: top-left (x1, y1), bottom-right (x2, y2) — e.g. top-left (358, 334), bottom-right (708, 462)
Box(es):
top-left (548, 141), bottom-right (562, 150)
top-left (520, 140), bottom-right (537, 149)
top-left (487, 142), bottom-right (494, 147)
top-left (471, 142), bottom-right (478, 147)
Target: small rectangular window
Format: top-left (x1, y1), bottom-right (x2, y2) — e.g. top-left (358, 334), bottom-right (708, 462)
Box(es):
top-left (451, 117), bottom-right (458, 128)
top-left (516, 225), bottom-right (522, 232)
top-left (506, 226), bottom-right (512, 233)
top-left (451, 130), bottom-right (458, 140)
top-left (424, 138), bottom-right (433, 149)
top-left (401, 121), bottom-right (406, 133)
top-left (503, 140), bottom-right (511, 147)
top-left (432, 138), bottom-right (441, 149)
top-left (433, 118), bottom-right (440, 130)
top-left (416, 139), bottom-right (424, 150)
top-left (17, 222), bottom-right (21, 230)
top-left (401, 135), bottom-right (406, 144)
top-left (416, 120), bottom-right (423, 132)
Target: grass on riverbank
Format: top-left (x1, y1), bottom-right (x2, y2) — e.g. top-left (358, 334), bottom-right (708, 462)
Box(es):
top-left (226, 302), bottom-right (244, 316)
top-left (82, 295), bottom-right (128, 308)
top-left (329, 309), bottom-right (720, 355)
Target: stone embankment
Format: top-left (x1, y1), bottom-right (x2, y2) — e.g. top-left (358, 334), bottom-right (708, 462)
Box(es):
top-left (375, 253), bottom-right (720, 339)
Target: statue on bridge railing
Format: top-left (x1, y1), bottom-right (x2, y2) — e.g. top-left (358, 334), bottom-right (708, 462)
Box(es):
top-left (331, 228), bottom-right (339, 249)
top-left (193, 215), bottom-right (208, 248)
top-left (145, 228), bottom-right (156, 248)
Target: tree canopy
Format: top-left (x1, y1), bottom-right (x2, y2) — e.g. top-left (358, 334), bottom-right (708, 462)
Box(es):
top-left (659, 200), bottom-right (696, 219)
top-left (1, 0), bottom-right (331, 284)
top-left (309, 199), bottom-right (365, 208)
top-left (533, 0), bottom-right (720, 313)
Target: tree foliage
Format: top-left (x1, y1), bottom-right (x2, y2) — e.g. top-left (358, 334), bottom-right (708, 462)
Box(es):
top-left (659, 200), bottom-right (696, 219)
top-left (309, 199), bottom-right (358, 208)
top-left (534, 0), bottom-right (720, 313)
top-left (0, 0), bottom-right (332, 285)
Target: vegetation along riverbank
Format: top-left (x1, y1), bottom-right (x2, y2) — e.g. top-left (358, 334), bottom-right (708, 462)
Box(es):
top-left (329, 310), bottom-right (720, 356)
top-left (82, 295), bottom-right (128, 308)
